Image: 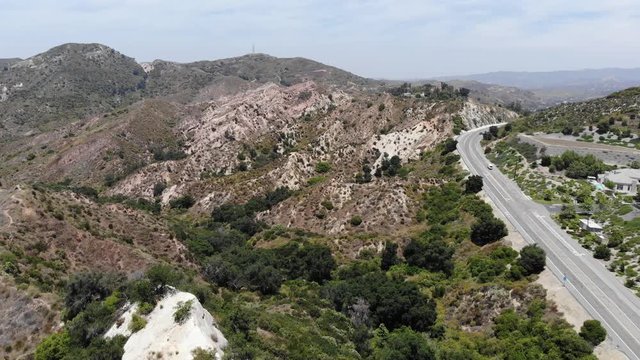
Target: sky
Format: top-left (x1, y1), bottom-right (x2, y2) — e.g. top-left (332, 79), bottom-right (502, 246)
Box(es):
top-left (1, 0), bottom-right (639, 79)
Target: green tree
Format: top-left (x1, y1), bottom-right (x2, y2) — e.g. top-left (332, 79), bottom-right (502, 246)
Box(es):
top-left (245, 264), bottom-right (282, 295)
top-left (381, 241), bottom-right (399, 271)
top-left (518, 244), bottom-right (546, 275)
top-left (146, 264), bottom-right (180, 292)
top-left (470, 216), bottom-right (508, 246)
top-left (579, 320), bottom-right (607, 346)
top-left (372, 327), bottom-right (436, 360)
top-left (441, 138), bottom-right (458, 155)
top-left (593, 244), bottom-right (611, 261)
top-left (404, 238), bottom-right (454, 274)
top-left (559, 205), bottom-right (576, 220)
top-left (35, 331), bottom-right (71, 360)
top-left (464, 175), bottom-right (483, 194)
top-left (64, 272), bottom-right (122, 320)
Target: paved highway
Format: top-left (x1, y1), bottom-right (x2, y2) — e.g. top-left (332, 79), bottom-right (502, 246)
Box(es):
top-left (458, 126), bottom-right (640, 359)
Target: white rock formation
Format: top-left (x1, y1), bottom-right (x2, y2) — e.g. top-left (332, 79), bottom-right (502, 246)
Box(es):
top-left (106, 291), bottom-right (227, 360)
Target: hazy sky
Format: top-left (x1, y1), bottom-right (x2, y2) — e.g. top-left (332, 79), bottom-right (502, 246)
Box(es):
top-left (2, 0), bottom-right (639, 78)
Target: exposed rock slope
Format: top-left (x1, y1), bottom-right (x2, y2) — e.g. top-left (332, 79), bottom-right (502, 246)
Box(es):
top-left (106, 290), bottom-right (227, 360)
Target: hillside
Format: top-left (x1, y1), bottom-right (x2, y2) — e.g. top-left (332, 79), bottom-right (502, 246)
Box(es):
top-left (0, 44), bottom-right (146, 137)
top-left (0, 43), bottom-right (605, 360)
top-left (0, 44), bottom-right (376, 139)
top-left (144, 53), bottom-right (377, 99)
top-left (446, 80), bottom-right (546, 110)
top-left (0, 58), bottom-right (20, 69)
top-left (516, 87), bottom-right (640, 135)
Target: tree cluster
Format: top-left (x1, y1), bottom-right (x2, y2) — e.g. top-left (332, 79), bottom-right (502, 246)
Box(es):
top-left (542, 151), bottom-right (610, 178)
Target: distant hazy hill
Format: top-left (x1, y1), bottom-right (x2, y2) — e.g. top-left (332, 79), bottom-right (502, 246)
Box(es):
top-left (438, 68), bottom-right (640, 105)
top-left (444, 80), bottom-right (546, 110)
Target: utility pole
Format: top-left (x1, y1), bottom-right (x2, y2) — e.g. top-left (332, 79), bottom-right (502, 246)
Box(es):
top-left (252, 43), bottom-right (255, 54)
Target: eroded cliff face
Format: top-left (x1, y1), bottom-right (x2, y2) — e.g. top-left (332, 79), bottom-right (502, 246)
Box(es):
top-left (459, 99), bottom-right (518, 129)
top-left (0, 79), bottom-right (513, 238)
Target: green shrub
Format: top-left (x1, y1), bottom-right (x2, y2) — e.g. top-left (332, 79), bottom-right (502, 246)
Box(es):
top-left (34, 331), bottom-right (70, 360)
top-left (350, 215), bottom-right (363, 226)
top-left (579, 320), bottom-right (607, 346)
top-left (137, 302), bottom-right (155, 315)
top-left (174, 300), bottom-right (194, 324)
top-left (371, 326), bottom-right (436, 360)
top-left (152, 182), bottom-right (166, 197)
top-left (307, 176), bottom-right (326, 186)
top-left (518, 245), bottom-right (546, 275)
top-left (170, 195), bottom-right (195, 209)
top-left (192, 348), bottom-right (217, 360)
top-left (593, 244), bottom-right (611, 261)
top-left (315, 162), bottom-right (332, 173)
top-left (321, 200), bottom-right (334, 210)
top-left (129, 314), bottom-right (147, 333)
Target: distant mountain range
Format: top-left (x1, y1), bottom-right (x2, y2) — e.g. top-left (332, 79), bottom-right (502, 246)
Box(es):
top-left (437, 68), bottom-right (640, 105)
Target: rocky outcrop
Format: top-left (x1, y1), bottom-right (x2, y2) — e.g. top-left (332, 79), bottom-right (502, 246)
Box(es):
top-left (106, 290), bottom-right (227, 360)
top-left (459, 99), bottom-right (518, 129)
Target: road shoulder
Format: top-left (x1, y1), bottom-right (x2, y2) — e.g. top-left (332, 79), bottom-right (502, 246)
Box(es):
top-left (478, 189), bottom-right (628, 360)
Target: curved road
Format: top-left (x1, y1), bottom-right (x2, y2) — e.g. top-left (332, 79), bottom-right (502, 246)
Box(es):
top-left (458, 126), bottom-right (640, 359)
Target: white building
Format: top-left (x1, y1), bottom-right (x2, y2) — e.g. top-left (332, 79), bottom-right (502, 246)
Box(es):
top-left (597, 168), bottom-right (640, 195)
top-left (579, 219), bottom-right (603, 233)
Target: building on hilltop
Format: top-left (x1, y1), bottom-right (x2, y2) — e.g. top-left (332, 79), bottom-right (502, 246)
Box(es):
top-left (597, 168), bottom-right (640, 195)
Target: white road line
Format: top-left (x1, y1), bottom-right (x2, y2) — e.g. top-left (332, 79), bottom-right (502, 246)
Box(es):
top-left (533, 212), bottom-right (587, 256)
top-left (546, 259), bottom-right (639, 360)
top-left (527, 207), bottom-right (640, 340)
top-left (458, 130), bottom-right (640, 359)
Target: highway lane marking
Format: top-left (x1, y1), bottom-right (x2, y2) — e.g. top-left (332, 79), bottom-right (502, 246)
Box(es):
top-left (545, 259), bottom-right (639, 360)
top-left (533, 213), bottom-right (587, 256)
top-left (482, 169), bottom-right (512, 201)
top-left (526, 214), bottom-right (640, 340)
top-left (531, 210), bottom-right (640, 316)
top-left (523, 212), bottom-right (640, 358)
top-left (459, 137), bottom-right (512, 201)
top-left (458, 131), bottom-right (640, 357)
